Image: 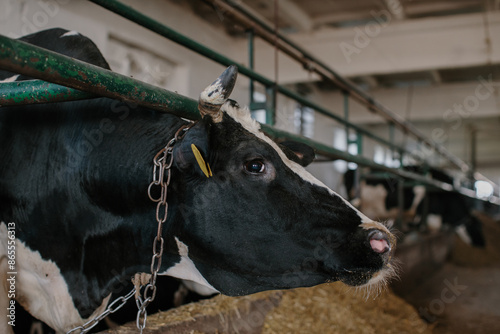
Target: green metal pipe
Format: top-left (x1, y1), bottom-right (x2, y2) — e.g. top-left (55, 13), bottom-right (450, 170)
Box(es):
top-left (0, 80), bottom-right (94, 105)
top-left (343, 92), bottom-right (349, 149)
top-left (356, 131), bottom-right (363, 156)
top-left (247, 29), bottom-right (255, 108)
top-left (0, 37), bottom-right (436, 189)
top-left (265, 124), bottom-right (499, 203)
top-left (261, 123), bottom-right (467, 194)
top-left (89, 0), bottom-right (275, 88)
top-left (0, 31), bottom-right (418, 161)
top-left (219, 0), bottom-right (471, 173)
top-left (0, 35), bottom-right (200, 120)
top-left (0, 35), bottom-right (494, 201)
top-left (265, 86), bottom-right (276, 126)
top-left (389, 123), bottom-right (395, 161)
top-left (89, 0), bottom-right (418, 157)
top-left (281, 85), bottom-right (416, 159)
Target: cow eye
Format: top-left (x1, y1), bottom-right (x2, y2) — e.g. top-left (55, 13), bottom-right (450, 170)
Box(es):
top-left (245, 159), bottom-right (265, 174)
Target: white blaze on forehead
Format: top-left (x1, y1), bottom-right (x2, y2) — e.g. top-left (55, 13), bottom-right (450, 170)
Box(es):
top-left (221, 102), bottom-right (374, 225)
top-left (0, 222), bottom-right (109, 333)
top-left (0, 75), bottom-right (19, 83)
top-left (60, 30), bottom-right (80, 38)
top-left (162, 237), bottom-right (219, 294)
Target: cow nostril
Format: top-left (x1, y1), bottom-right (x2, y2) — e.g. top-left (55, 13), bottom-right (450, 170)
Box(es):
top-left (368, 230), bottom-right (391, 254)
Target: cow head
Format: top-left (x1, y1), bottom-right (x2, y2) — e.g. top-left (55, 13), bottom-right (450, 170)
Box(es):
top-left (165, 66), bottom-right (397, 296)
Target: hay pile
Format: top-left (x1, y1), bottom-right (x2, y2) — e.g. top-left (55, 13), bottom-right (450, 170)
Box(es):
top-left (102, 282), bottom-right (431, 333)
top-left (450, 213), bottom-right (500, 267)
top-left (101, 291), bottom-right (282, 333)
top-left (263, 283), bottom-right (432, 334)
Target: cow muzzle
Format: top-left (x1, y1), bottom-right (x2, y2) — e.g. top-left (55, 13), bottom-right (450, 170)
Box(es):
top-left (367, 229), bottom-right (393, 255)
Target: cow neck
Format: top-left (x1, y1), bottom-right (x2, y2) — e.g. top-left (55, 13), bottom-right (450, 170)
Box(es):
top-left (68, 121), bottom-right (195, 334)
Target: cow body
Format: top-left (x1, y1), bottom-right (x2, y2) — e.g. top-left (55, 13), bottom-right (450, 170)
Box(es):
top-left (1, 29), bottom-right (396, 333)
top-left (344, 167), bottom-right (485, 247)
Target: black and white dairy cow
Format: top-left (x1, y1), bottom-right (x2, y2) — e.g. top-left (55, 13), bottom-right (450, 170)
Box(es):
top-left (344, 167), bottom-right (485, 247)
top-left (0, 29), bottom-right (396, 333)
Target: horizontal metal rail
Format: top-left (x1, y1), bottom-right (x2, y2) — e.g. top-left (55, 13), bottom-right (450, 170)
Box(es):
top-left (0, 35), bottom-right (199, 120)
top-left (0, 35), bottom-right (498, 204)
top-left (0, 22), bottom-right (422, 162)
top-left (209, 0), bottom-right (500, 196)
top-left (87, 0), bottom-right (424, 163)
top-left (0, 82), bottom-right (414, 162)
top-left (264, 124), bottom-right (499, 204)
top-left (0, 80), bottom-right (94, 104)
top-left (210, 0), bottom-right (471, 173)
top-left (90, 0), bottom-right (500, 196)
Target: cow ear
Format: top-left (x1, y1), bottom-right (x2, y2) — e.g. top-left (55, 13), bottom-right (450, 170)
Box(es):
top-left (279, 141), bottom-right (315, 167)
top-left (173, 118), bottom-right (213, 178)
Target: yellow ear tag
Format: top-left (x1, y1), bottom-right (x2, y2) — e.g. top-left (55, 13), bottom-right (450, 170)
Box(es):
top-left (191, 144), bottom-right (212, 178)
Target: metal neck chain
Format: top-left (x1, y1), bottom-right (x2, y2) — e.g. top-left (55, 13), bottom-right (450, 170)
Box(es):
top-left (66, 288), bottom-right (136, 334)
top-left (138, 122), bottom-right (194, 332)
top-left (66, 122), bottom-right (194, 334)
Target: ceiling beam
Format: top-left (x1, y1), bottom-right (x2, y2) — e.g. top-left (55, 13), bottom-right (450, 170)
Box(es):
top-left (311, 81), bottom-right (500, 124)
top-left (312, 11), bottom-right (374, 26)
top-left (405, 1), bottom-right (482, 17)
top-left (237, 12), bottom-right (500, 83)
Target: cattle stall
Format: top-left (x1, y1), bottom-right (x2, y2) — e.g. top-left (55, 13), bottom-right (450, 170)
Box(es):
top-left (1, 1), bottom-right (499, 333)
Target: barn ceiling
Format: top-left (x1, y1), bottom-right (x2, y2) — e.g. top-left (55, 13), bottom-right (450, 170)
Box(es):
top-left (239, 0), bottom-right (494, 31)
top-left (175, 0), bottom-right (500, 89)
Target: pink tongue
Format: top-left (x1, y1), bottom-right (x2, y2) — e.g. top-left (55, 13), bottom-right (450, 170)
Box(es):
top-left (370, 238), bottom-right (389, 253)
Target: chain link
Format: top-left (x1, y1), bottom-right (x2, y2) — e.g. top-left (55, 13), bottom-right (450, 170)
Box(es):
top-left (137, 122), bottom-right (194, 332)
top-left (66, 288), bottom-right (136, 334)
top-left (66, 122), bottom-right (194, 334)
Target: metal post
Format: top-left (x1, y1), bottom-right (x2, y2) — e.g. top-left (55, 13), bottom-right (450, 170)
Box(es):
top-left (470, 127), bottom-right (477, 177)
top-left (356, 131), bottom-right (363, 156)
top-left (247, 29), bottom-right (255, 108)
top-left (397, 177), bottom-right (405, 231)
top-left (265, 86), bottom-right (276, 126)
top-left (344, 92), bottom-right (350, 149)
top-left (389, 123), bottom-right (395, 163)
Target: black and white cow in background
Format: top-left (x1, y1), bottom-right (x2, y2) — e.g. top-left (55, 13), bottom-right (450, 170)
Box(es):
top-left (344, 167), bottom-right (485, 247)
top-left (0, 29), bottom-right (396, 333)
